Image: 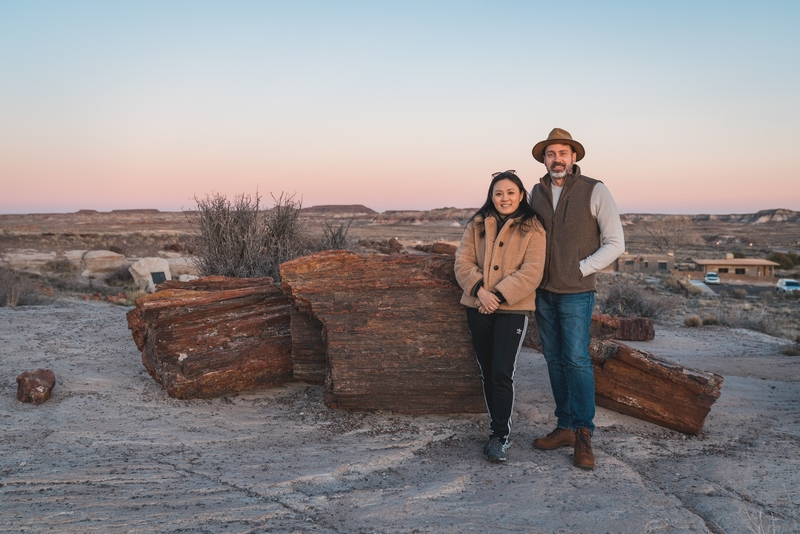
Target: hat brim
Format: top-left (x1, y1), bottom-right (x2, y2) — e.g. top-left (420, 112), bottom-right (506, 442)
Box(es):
top-left (532, 139), bottom-right (585, 163)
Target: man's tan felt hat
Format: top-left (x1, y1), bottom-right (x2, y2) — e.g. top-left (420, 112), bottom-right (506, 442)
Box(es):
top-left (531, 128), bottom-right (585, 163)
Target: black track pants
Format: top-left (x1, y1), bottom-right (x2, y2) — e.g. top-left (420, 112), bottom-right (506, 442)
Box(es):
top-left (466, 308), bottom-right (528, 442)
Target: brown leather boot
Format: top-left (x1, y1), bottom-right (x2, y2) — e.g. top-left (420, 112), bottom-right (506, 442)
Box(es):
top-left (574, 428), bottom-right (595, 470)
top-left (532, 427), bottom-right (576, 450)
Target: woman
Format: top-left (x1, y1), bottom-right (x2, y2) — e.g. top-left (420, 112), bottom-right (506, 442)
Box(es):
top-left (454, 170), bottom-right (546, 463)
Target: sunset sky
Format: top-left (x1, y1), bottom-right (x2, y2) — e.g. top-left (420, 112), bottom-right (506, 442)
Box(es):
top-left (1, 1), bottom-right (798, 215)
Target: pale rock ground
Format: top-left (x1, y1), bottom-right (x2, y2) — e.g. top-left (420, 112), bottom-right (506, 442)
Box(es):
top-left (1, 301), bottom-right (798, 534)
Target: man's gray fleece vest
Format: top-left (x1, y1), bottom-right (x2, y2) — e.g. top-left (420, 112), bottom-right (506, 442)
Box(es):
top-left (529, 166), bottom-right (601, 294)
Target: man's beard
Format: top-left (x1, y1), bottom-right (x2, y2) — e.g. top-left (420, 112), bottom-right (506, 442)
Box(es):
top-left (548, 163), bottom-right (570, 180)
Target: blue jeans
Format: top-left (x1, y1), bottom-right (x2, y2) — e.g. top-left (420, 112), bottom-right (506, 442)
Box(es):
top-left (534, 290), bottom-right (596, 433)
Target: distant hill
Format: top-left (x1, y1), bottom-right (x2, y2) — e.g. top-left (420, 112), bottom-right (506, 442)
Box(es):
top-left (301, 205), bottom-right (377, 215)
top-left (621, 209), bottom-right (800, 225)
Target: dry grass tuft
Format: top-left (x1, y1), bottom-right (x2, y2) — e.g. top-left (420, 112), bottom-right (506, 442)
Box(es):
top-left (780, 344), bottom-right (800, 356)
top-left (0, 267), bottom-right (47, 307)
top-left (43, 258), bottom-right (77, 275)
top-left (713, 306), bottom-right (782, 337)
top-left (684, 315), bottom-right (703, 327)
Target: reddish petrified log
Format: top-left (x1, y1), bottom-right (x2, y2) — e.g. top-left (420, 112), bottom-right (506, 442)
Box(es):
top-left (590, 339), bottom-right (723, 434)
top-left (16, 369), bottom-right (56, 404)
top-left (591, 313), bottom-right (655, 341)
top-left (280, 250), bottom-right (485, 414)
top-left (126, 276), bottom-right (292, 399)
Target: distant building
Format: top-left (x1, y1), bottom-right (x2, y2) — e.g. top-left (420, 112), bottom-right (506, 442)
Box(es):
top-left (615, 252), bottom-right (674, 274)
top-left (693, 253), bottom-right (779, 278)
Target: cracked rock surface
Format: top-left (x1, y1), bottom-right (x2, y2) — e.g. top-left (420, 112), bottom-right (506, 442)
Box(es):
top-left (1, 301), bottom-right (798, 533)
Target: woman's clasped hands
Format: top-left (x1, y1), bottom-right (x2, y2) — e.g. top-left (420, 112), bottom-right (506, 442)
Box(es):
top-left (476, 286), bottom-right (500, 314)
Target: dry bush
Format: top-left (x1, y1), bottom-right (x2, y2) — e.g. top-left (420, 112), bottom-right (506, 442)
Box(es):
top-left (661, 274), bottom-right (702, 296)
top-left (104, 265), bottom-right (135, 287)
top-left (684, 315), bottom-right (703, 327)
top-left (320, 220), bottom-right (355, 251)
top-left (0, 267), bottom-right (47, 307)
top-left (728, 288), bottom-right (748, 300)
top-left (125, 289), bottom-right (147, 306)
top-left (187, 191), bottom-right (330, 282)
top-left (597, 276), bottom-right (675, 318)
top-left (713, 305), bottom-right (781, 337)
top-left (660, 275), bottom-right (683, 291)
top-left (43, 258), bottom-right (77, 275)
top-left (780, 344), bottom-right (800, 356)
top-left (702, 314), bottom-right (720, 326)
top-left (685, 283), bottom-right (703, 296)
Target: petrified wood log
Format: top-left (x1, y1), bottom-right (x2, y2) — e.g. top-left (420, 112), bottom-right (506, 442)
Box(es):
top-left (280, 250), bottom-right (485, 414)
top-left (591, 313), bottom-right (655, 341)
top-left (590, 339), bottom-right (723, 434)
top-left (126, 276), bottom-right (292, 399)
top-left (16, 369), bottom-right (56, 404)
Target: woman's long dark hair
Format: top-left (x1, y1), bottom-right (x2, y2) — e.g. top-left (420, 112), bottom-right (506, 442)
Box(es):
top-left (469, 171), bottom-right (542, 233)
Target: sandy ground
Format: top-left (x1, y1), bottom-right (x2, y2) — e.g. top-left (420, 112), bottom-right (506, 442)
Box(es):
top-left (1, 301), bottom-right (799, 534)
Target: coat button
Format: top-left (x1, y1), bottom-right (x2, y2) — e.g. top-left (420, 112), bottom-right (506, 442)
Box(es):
top-left (499, 242), bottom-right (504, 247)
top-left (493, 265), bottom-right (499, 270)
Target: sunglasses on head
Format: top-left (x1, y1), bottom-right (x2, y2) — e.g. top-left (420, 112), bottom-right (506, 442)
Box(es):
top-left (491, 170), bottom-right (517, 178)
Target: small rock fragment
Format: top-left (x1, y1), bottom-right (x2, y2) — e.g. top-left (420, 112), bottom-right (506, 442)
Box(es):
top-left (16, 369), bottom-right (56, 404)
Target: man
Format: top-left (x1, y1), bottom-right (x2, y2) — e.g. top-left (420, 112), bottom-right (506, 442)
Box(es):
top-left (528, 128), bottom-right (625, 470)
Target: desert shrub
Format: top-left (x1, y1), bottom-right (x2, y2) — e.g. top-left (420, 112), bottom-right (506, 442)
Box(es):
top-left (187, 191), bottom-right (314, 282)
top-left (732, 251), bottom-right (746, 258)
top-left (728, 288), bottom-right (748, 300)
top-left (660, 275), bottom-right (683, 291)
top-left (684, 315), bottom-right (702, 327)
top-left (597, 276), bottom-right (674, 319)
top-left (768, 252), bottom-right (796, 270)
top-left (702, 314), bottom-right (719, 326)
top-left (125, 289), bottom-right (147, 306)
top-left (104, 265), bottom-right (134, 287)
top-left (713, 305), bottom-right (781, 337)
top-left (780, 344), bottom-right (800, 356)
top-left (661, 275), bottom-right (702, 296)
top-left (320, 220), bottom-right (355, 251)
top-left (43, 258), bottom-right (77, 275)
top-left (685, 283), bottom-right (703, 296)
top-left (0, 267), bottom-right (46, 307)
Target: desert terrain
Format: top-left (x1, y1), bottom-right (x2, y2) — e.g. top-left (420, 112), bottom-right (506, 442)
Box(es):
top-left (1, 207), bottom-right (800, 533)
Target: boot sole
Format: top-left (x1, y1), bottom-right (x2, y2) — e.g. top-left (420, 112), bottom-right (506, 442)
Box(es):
top-left (532, 441), bottom-right (574, 450)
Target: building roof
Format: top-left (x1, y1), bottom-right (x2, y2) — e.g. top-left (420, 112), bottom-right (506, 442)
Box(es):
top-left (693, 259), bottom-right (780, 266)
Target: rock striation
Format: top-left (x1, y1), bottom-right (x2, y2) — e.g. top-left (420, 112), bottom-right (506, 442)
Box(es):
top-left (280, 250), bottom-right (485, 414)
top-left (126, 276), bottom-right (292, 399)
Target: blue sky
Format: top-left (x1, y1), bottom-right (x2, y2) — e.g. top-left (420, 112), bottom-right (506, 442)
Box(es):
top-left (1, 1), bottom-right (798, 214)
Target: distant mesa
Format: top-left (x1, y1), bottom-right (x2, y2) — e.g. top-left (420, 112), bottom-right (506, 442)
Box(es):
top-left (75, 209), bottom-right (161, 215)
top-left (301, 205), bottom-right (377, 215)
top-left (110, 209), bottom-right (161, 214)
top-left (621, 209), bottom-right (800, 225)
